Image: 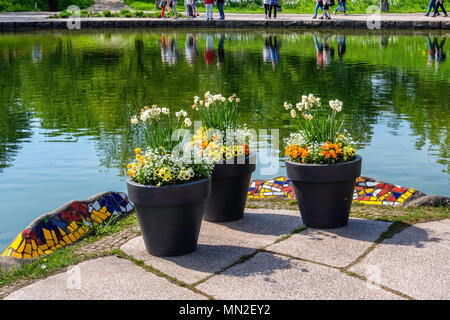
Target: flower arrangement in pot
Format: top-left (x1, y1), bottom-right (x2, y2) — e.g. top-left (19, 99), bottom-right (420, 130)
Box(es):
top-left (283, 94), bottom-right (361, 228)
top-left (191, 92), bottom-right (256, 222)
top-left (126, 106), bottom-right (214, 256)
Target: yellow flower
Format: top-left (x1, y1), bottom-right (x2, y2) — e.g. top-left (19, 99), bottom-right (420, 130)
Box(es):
top-left (135, 148), bottom-right (141, 155)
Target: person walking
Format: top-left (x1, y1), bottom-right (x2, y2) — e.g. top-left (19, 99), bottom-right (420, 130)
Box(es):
top-left (322, 0), bottom-right (332, 19)
top-left (193, 0), bottom-right (199, 16)
top-left (170, 0), bottom-right (178, 19)
top-left (425, 0), bottom-right (440, 16)
top-left (334, 0), bottom-right (347, 15)
top-left (205, 0), bottom-right (214, 20)
top-left (433, 0), bottom-right (448, 16)
top-left (160, 0), bottom-right (167, 18)
top-left (217, 0), bottom-right (225, 19)
top-left (263, 0), bottom-right (271, 19)
top-left (185, 0), bottom-right (194, 18)
top-left (313, 0), bottom-right (327, 19)
top-left (268, 0), bottom-right (279, 19)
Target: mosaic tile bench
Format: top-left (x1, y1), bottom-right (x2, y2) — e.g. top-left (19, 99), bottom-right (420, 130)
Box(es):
top-left (1, 176), bottom-right (427, 261)
top-left (2, 192), bottom-right (134, 261)
top-left (247, 176), bottom-right (424, 206)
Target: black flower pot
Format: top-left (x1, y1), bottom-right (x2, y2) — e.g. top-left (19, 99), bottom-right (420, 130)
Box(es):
top-left (286, 155), bottom-right (362, 229)
top-left (127, 177), bottom-right (211, 256)
top-left (203, 153), bottom-right (256, 222)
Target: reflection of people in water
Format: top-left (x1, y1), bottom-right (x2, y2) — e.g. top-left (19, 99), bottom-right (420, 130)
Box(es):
top-left (185, 33), bottom-right (198, 66)
top-left (336, 35), bottom-right (346, 62)
top-left (314, 35), bottom-right (334, 69)
top-left (380, 35), bottom-right (389, 49)
top-left (427, 36), bottom-right (446, 69)
top-left (205, 34), bottom-right (214, 66)
top-left (217, 34), bottom-right (225, 67)
top-left (263, 35), bottom-right (281, 68)
top-left (161, 33), bottom-right (179, 66)
top-left (32, 39), bottom-right (43, 64)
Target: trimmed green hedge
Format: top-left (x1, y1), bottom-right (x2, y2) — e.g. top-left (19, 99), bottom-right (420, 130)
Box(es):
top-left (0, 0), bottom-right (94, 12)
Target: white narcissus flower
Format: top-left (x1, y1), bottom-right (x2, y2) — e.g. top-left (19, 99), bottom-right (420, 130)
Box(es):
top-left (175, 109), bottom-right (188, 118)
top-left (290, 109), bottom-right (296, 118)
top-left (236, 98), bottom-right (240, 103)
top-left (130, 116), bottom-right (138, 124)
top-left (184, 118), bottom-right (192, 127)
top-left (161, 107), bottom-right (170, 115)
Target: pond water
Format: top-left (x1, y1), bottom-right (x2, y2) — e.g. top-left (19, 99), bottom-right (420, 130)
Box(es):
top-left (0, 29), bottom-right (449, 250)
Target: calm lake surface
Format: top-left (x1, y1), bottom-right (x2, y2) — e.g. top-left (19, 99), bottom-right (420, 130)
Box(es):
top-left (0, 29), bottom-right (449, 250)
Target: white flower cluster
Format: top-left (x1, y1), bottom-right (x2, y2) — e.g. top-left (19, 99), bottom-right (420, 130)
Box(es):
top-left (284, 93), bottom-right (320, 121)
top-left (133, 146), bottom-right (215, 186)
top-left (329, 99), bottom-right (343, 112)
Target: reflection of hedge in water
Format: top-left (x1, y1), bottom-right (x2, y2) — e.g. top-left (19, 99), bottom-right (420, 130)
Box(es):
top-left (0, 31), bottom-right (448, 175)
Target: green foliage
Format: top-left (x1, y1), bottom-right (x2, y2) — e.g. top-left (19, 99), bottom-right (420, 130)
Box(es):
top-left (0, 0), bottom-right (94, 11)
top-left (125, 0), bottom-right (429, 13)
top-left (103, 9), bottom-right (112, 17)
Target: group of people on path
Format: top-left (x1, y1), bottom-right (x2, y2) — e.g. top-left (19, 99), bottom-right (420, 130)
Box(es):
top-left (425, 0), bottom-right (448, 17)
top-left (158, 0), bottom-right (448, 20)
top-left (158, 0), bottom-right (226, 19)
top-left (313, 0), bottom-right (348, 19)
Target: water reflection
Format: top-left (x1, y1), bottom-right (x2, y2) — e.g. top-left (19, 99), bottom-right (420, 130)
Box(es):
top-left (161, 33), bottom-right (179, 66)
top-left (205, 34), bottom-right (214, 66)
top-left (427, 36), bottom-right (446, 69)
top-left (0, 30), bottom-right (448, 192)
top-left (185, 33), bottom-right (198, 66)
top-left (217, 34), bottom-right (225, 67)
top-left (314, 34), bottom-right (334, 70)
top-left (263, 35), bottom-right (281, 68)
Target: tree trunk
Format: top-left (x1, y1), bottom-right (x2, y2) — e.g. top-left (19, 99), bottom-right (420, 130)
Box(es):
top-left (380, 0), bottom-right (389, 12)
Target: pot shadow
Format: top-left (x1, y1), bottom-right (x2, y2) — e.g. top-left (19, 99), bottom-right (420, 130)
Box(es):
top-left (159, 245), bottom-right (298, 281)
top-left (213, 211), bottom-right (303, 237)
top-left (300, 218), bottom-right (445, 249)
top-left (218, 252), bottom-right (302, 283)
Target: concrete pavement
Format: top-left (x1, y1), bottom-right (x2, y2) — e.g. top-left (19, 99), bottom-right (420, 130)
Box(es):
top-left (4, 209), bottom-right (450, 300)
top-left (0, 12), bottom-right (449, 30)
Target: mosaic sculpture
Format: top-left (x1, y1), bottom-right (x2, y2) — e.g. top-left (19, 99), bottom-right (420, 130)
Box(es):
top-left (1, 176), bottom-right (425, 261)
top-left (247, 176), bottom-right (421, 206)
top-left (2, 192), bottom-right (134, 260)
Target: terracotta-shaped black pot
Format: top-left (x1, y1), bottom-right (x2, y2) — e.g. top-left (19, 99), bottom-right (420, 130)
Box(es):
top-left (203, 153), bottom-right (256, 222)
top-left (127, 177), bottom-right (211, 256)
top-left (286, 155), bottom-right (362, 228)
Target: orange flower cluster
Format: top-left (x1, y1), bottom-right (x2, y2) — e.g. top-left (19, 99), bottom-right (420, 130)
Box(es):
top-left (321, 142), bottom-right (343, 159)
top-left (285, 144), bottom-right (310, 162)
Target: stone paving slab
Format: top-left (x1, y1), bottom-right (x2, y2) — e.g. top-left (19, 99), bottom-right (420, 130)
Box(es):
top-left (120, 209), bottom-right (303, 284)
top-left (4, 256), bottom-right (204, 300)
top-left (350, 219), bottom-right (450, 300)
top-left (267, 218), bottom-right (392, 267)
top-left (197, 252), bottom-right (403, 300)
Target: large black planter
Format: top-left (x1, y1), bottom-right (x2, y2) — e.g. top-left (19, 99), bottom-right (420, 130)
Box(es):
top-left (127, 177), bottom-right (211, 256)
top-left (203, 153), bottom-right (256, 222)
top-left (286, 155), bottom-right (362, 229)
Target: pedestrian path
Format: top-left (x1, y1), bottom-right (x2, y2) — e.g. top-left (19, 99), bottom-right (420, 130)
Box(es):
top-left (88, 0), bottom-right (131, 12)
top-left (5, 209), bottom-right (450, 300)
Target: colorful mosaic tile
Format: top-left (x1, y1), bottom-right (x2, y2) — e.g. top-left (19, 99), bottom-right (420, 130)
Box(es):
top-left (2, 192), bottom-right (134, 260)
top-left (247, 176), bottom-right (420, 206)
top-left (248, 176), bottom-right (295, 200)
